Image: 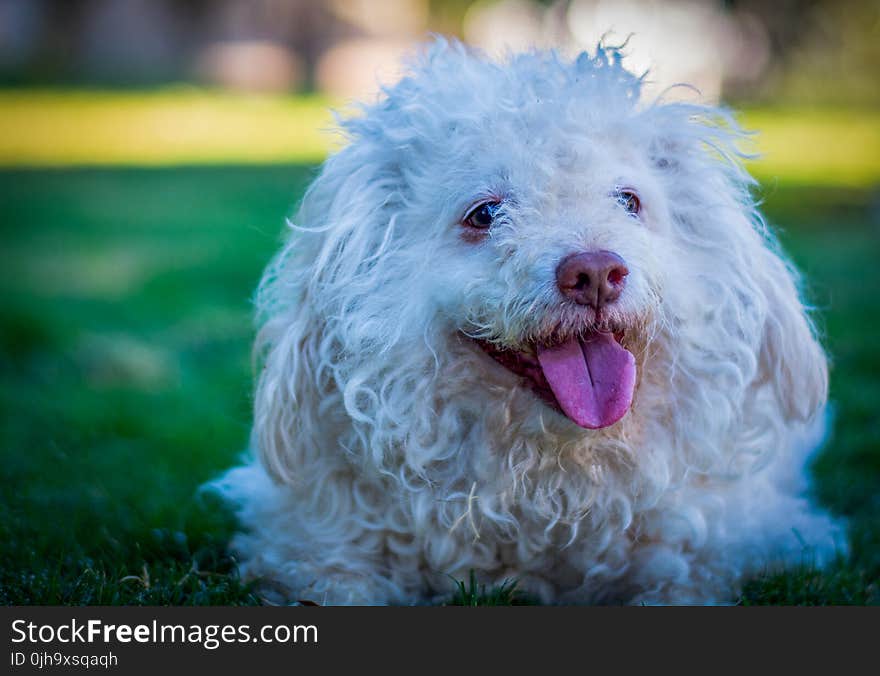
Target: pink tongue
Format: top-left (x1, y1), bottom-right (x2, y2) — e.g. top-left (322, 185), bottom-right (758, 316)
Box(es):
top-left (536, 332), bottom-right (636, 429)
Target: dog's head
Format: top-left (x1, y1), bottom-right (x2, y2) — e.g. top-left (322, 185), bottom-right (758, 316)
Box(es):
top-left (256, 41), bottom-right (827, 479)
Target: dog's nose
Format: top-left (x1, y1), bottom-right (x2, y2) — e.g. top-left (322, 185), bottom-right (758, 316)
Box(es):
top-left (555, 251), bottom-right (628, 309)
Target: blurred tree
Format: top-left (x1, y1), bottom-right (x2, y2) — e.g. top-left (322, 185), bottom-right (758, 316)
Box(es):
top-left (0, 0), bottom-right (876, 105)
top-left (726, 0), bottom-right (879, 105)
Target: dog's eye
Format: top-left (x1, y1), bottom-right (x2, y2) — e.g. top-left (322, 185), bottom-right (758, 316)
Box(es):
top-left (463, 201), bottom-right (501, 229)
top-left (615, 189), bottom-right (641, 217)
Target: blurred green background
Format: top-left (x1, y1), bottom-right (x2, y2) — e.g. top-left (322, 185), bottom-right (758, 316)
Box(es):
top-left (0, 0), bottom-right (878, 605)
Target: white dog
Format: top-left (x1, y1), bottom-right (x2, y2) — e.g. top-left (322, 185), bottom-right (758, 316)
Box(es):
top-left (215, 40), bottom-right (845, 604)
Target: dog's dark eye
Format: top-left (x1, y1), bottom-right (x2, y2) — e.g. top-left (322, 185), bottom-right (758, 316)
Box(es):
top-left (464, 201), bottom-right (500, 229)
top-left (615, 189), bottom-right (641, 217)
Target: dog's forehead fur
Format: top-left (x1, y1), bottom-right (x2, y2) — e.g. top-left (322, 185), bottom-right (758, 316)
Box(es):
top-left (355, 45), bottom-right (657, 216)
top-left (379, 46), bottom-right (642, 135)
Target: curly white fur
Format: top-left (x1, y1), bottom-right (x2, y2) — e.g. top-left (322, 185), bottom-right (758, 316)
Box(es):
top-left (213, 40), bottom-right (845, 605)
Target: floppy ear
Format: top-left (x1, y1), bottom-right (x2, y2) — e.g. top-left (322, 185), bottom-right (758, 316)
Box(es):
top-left (250, 207), bottom-right (335, 484)
top-left (752, 239), bottom-right (828, 422)
top-left (251, 283), bottom-right (326, 485)
top-left (646, 103), bottom-right (828, 425)
top-left (251, 126), bottom-right (405, 483)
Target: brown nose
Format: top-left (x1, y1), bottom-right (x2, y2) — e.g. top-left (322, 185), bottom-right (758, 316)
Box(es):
top-left (555, 250), bottom-right (629, 309)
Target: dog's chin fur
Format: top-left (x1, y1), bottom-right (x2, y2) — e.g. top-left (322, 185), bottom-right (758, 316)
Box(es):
top-left (211, 39), bottom-right (846, 605)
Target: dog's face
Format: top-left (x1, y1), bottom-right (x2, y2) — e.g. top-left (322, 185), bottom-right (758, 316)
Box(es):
top-left (346, 49), bottom-right (685, 431)
top-left (416, 102), bottom-right (671, 430)
top-left (267, 43), bottom-right (826, 467)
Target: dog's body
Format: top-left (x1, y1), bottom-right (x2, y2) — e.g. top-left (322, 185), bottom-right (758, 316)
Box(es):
top-left (216, 42), bottom-right (844, 604)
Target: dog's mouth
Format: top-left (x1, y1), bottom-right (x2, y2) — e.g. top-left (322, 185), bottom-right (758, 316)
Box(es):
top-left (472, 328), bottom-right (636, 429)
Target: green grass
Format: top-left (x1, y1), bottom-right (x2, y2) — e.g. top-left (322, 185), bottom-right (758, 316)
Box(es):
top-left (0, 89), bottom-right (337, 166)
top-left (447, 571), bottom-right (534, 606)
top-left (0, 167), bottom-right (877, 605)
top-left (741, 107), bottom-right (880, 187)
top-left (0, 166), bottom-right (314, 604)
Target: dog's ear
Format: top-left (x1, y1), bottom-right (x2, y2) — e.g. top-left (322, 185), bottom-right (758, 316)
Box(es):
top-left (752, 241), bottom-right (829, 422)
top-left (648, 105), bottom-right (827, 424)
top-left (251, 284), bottom-right (328, 484)
top-left (251, 131), bottom-right (404, 483)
